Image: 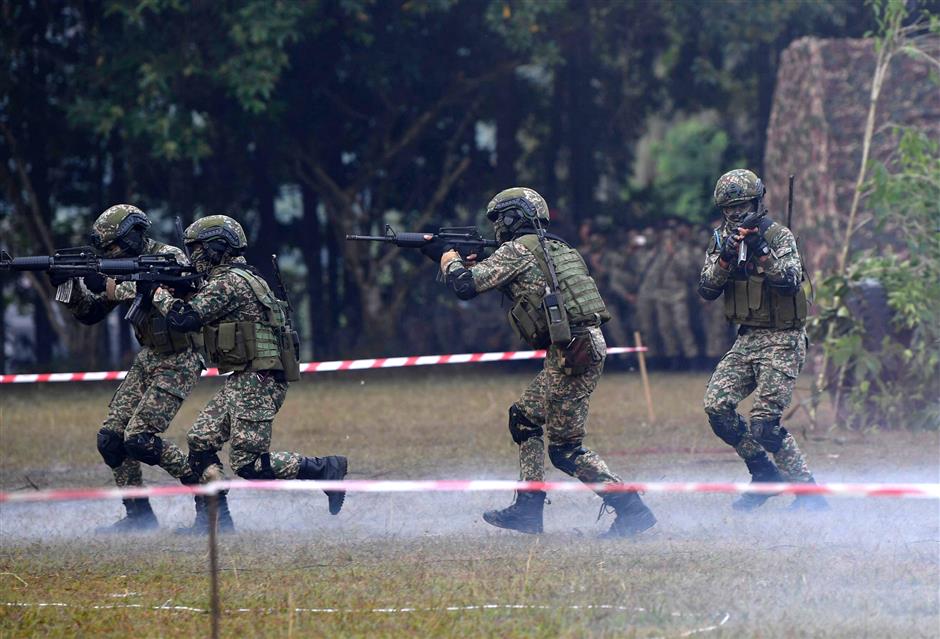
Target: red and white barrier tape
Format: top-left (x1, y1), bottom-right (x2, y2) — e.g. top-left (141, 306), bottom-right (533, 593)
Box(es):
top-left (0, 346), bottom-right (646, 384)
top-left (1, 479), bottom-right (938, 504)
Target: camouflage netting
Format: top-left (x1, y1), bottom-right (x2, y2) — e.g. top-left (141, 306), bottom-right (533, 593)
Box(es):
top-left (763, 36), bottom-right (940, 273)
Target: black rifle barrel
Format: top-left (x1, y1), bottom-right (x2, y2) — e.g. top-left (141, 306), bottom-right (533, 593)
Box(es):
top-left (345, 235), bottom-right (393, 241)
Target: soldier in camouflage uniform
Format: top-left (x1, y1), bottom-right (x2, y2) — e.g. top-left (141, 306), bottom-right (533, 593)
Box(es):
top-left (160, 215), bottom-right (348, 533)
top-left (427, 187), bottom-right (656, 538)
top-left (654, 224), bottom-right (700, 369)
top-left (56, 205), bottom-right (204, 532)
top-left (698, 170), bottom-right (827, 511)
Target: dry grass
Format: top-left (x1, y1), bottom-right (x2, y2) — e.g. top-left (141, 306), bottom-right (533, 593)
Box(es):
top-left (1, 367), bottom-right (938, 637)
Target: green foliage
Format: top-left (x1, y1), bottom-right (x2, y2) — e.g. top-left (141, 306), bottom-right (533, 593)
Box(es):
top-left (647, 116), bottom-right (730, 223)
top-left (810, 129), bottom-right (940, 430)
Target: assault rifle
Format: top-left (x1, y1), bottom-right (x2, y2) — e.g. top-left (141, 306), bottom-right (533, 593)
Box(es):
top-left (345, 225), bottom-right (499, 259)
top-left (0, 246), bottom-right (199, 325)
top-left (736, 174), bottom-right (797, 265)
top-left (735, 209), bottom-right (767, 266)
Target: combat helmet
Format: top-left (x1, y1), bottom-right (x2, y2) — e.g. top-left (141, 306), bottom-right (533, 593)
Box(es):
top-left (486, 187), bottom-right (550, 243)
top-left (713, 169), bottom-right (765, 208)
top-left (184, 215), bottom-right (248, 251)
top-left (89, 204), bottom-right (151, 256)
top-left (184, 215), bottom-right (248, 269)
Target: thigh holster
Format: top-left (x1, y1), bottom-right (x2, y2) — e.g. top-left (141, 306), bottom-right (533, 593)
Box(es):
top-left (508, 404), bottom-right (543, 445)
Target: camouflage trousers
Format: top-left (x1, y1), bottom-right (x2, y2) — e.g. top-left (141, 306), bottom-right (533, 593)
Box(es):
top-left (703, 327), bottom-right (813, 481)
top-left (655, 293), bottom-right (699, 358)
top-left (100, 347), bottom-right (201, 487)
top-left (187, 371), bottom-right (303, 481)
top-left (512, 327), bottom-right (621, 494)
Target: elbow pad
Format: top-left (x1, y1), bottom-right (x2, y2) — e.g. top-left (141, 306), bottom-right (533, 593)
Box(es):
top-left (445, 266), bottom-right (478, 300)
top-left (766, 267), bottom-right (801, 296)
top-left (166, 301), bottom-right (203, 332)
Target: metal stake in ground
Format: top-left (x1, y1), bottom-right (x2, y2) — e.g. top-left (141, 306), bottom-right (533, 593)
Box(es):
top-left (634, 331), bottom-right (656, 423)
top-left (207, 492), bottom-right (220, 639)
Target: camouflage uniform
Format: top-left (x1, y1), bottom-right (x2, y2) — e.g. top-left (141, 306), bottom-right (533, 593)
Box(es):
top-left (654, 233), bottom-right (700, 362)
top-left (446, 240), bottom-right (621, 489)
top-left (66, 237), bottom-right (201, 487)
top-left (700, 219), bottom-right (813, 482)
top-left (157, 257), bottom-right (305, 481)
top-left (633, 232), bottom-right (664, 357)
top-left (439, 186), bottom-right (655, 536)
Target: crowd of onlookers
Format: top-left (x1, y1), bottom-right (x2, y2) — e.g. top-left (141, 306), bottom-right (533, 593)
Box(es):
top-left (577, 217), bottom-right (733, 370)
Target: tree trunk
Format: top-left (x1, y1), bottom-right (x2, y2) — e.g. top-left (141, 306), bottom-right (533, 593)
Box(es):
top-left (300, 185), bottom-right (327, 359)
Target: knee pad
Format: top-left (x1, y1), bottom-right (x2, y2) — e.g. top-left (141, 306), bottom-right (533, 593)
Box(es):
top-left (96, 428), bottom-right (126, 469)
top-left (708, 412), bottom-right (746, 447)
top-left (548, 443), bottom-right (585, 475)
top-left (124, 433), bottom-right (163, 466)
top-left (188, 449), bottom-right (222, 480)
top-left (236, 453), bottom-right (275, 480)
top-left (508, 405), bottom-right (543, 445)
top-left (752, 418), bottom-right (788, 454)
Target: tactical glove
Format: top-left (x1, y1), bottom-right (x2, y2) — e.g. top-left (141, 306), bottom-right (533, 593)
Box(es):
top-left (47, 272), bottom-right (72, 287)
top-left (718, 233), bottom-right (740, 265)
top-left (83, 272), bottom-right (108, 294)
top-left (420, 238), bottom-right (451, 263)
top-left (743, 231), bottom-right (771, 260)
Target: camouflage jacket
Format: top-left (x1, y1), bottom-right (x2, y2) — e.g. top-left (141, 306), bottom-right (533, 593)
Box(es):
top-left (698, 218), bottom-right (803, 300)
top-left (156, 257), bottom-right (267, 326)
top-left (65, 238), bottom-right (183, 324)
top-left (444, 237), bottom-right (547, 303)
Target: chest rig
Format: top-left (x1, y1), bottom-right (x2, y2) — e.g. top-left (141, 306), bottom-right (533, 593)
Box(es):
top-left (714, 223), bottom-right (808, 329)
top-left (202, 266), bottom-right (300, 380)
top-left (507, 234), bottom-right (610, 348)
top-left (134, 242), bottom-right (200, 354)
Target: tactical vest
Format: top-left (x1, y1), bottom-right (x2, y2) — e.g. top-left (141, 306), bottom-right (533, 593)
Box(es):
top-left (202, 266), bottom-right (300, 380)
top-left (508, 234), bottom-right (610, 347)
top-left (135, 312), bottom-right (200, 355)
top-left (717, 223), bottom-right (808, 329)
top-left (133, 243), bottom-right (198, 355)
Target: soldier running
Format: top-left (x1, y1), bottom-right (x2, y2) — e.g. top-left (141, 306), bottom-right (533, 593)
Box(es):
top-left (425, 187), bottom-right (657, 538)
top-left (56, 205), bottom-right (204, 532)
top-left (160, 215), bottom-right (348, 533)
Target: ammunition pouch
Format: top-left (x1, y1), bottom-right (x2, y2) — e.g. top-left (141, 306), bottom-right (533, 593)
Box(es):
top-left (203, 320), bottom-right (284, 374)
top-left (205, 266), bottom-right (300, 380)
top-left (723, 275), bottom-right (807, 329)
top-left (135, 310), bottom-right (198, 354)
top-left (509, 291), bottom-right (551, 349)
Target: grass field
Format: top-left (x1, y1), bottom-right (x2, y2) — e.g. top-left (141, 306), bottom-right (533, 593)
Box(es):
top-left (1, 366), bottom-right (938, 637)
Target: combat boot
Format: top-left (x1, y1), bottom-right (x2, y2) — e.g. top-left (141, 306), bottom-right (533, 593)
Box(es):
top-left (297, 455), bottom-right (348, 515)
top-left (482, 491), bottom-right (545, 534)
top-left (598, 492), bottom-right (657, 539)
top-left (788, 479), bottom-right (830, 512)
top-left (95, 498), bottom-right (159, 534)
top-left (175, 493), bottom-right (236, 535)
top-left (732, 454), bottom-right (785, 512)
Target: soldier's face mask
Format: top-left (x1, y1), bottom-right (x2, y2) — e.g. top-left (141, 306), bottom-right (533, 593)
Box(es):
top-left (189, 244), bottom-right (213, 273)
top-left (721, 201), bottom-right (755, 225)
